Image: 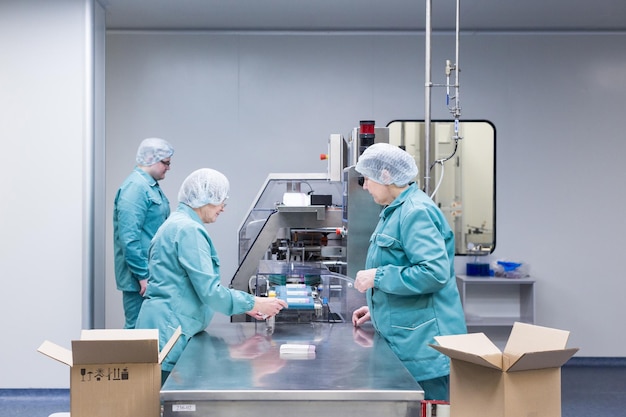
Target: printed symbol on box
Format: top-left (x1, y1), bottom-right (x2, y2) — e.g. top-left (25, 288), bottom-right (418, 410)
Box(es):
top-left (80, 368), bottom-right (94, 382)
top-left (94, 368), bottom-right (105, 381)
top-left (80, 367), bottom-right (129, 382)
top-left (110, 367), bottom-right (129, 380)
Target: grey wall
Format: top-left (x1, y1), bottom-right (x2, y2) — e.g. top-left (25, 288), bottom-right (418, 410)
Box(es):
top-left (0, 0), bottom-right (105, 388)
top-left (105, 31), bottom-right (626, 357)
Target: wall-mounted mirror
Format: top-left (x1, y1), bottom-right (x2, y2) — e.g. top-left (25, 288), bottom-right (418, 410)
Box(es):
top-left (387, 120), bottom-right (495, 256)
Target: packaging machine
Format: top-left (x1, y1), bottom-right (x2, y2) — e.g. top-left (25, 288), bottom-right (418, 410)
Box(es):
top-left (230, 128), bottom-right (388, 324)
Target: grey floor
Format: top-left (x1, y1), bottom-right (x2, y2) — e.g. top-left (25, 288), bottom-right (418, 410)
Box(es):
top-left (1, 361), bottom-right (625, 417)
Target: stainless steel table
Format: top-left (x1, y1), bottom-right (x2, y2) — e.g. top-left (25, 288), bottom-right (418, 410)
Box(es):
top-left (161, 322), bottom-right (424, 417)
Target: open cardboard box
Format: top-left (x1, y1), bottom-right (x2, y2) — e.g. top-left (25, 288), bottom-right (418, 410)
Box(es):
top-left (38, 327), bottom-right (181, 417)
top-left (430, 322), bottom-right (579, 417)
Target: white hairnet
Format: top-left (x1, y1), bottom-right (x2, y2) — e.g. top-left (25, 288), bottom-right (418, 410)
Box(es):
top-left (355, 143), bottom-right (418, 186)
top-left (178, 168), bottom-right (230, 208)
top-left (136, 138), bottom-right (175, 166)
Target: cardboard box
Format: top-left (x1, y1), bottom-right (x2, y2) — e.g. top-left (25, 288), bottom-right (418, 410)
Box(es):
top-left (38, 327), bottom-right (181, 417)
top-left (430, 322), bottom-right (579, 417)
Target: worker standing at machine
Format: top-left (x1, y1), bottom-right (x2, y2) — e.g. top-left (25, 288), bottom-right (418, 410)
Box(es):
top-left (351, 143), bottom-right (466, 401)
top-left (136, 168), bottom-right (288, 384)
top-left (113, 137), bottom-right (175, 329)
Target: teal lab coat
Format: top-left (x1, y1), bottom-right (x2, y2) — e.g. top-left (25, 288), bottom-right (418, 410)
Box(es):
top-left (365, 183), bottom-right (467, 382)
top-left (113, 167), bottom-right (170, 291)
top-left (136, 203), bottom-right (255, 372)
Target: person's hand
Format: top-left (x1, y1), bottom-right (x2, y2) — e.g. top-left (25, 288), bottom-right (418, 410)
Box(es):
top-left (352, 305), bottom-right (370, 327)
top-left (139, 279), bottom-right (148, 296)
top-left (248, 296), bottom-right (288, 321)
top-left (354, 268), bottom-right (376, 293)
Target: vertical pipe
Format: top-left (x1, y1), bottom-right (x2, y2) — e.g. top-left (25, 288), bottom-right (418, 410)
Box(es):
top-left (83, 0), bottom-right (95, 329)
top-left (424, 0), bottom-right (432, 195)
top-left (455, 0), bottom-right (461, 120)
top-left (92, 1), bottom-right (108, 329)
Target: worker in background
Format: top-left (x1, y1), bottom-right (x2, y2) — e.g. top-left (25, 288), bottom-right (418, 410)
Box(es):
top-left (113, 137), bottom-right (175, 329)
top-left (136, 168), bottom-right (288, 384)
top-left (351, 143), bottom-right (467, 401)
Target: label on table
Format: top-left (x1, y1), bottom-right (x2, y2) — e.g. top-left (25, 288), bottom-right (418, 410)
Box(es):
top-left (172, 404), bottom-right (197, 412)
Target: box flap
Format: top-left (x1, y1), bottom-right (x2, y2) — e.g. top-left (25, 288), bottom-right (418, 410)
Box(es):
top-left (38, 340), bottom-right (73, 367)
top-left (505, 348), bottom-right (580, 372)
top-left (71, 328), bottom-right (160, 365)
top-left (431, 344), bottom-right (503, 370)
top-left (80, 328), bottom-right (159, 341)
top-left (72, 339), bottom-right (159, 365)
top-left (504, 322), bottom-right (570, 355)
top-left (434, 333), bottom-right (503, 356)
top-left (431, 333), bottom-right (503, 370)
top-left (159, 326), bottom-right (182, 364)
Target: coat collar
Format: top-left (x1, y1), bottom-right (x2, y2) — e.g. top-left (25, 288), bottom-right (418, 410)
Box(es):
top-left (178, 202), bottom-right (204, 226)
top-left (380, 183), bottom-right (417, 219)
top-left (133, 166), bottom-right (158, 187)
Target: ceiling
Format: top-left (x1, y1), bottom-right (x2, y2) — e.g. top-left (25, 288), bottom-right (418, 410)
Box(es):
top-left (101, 0), bottom-right (626, 32)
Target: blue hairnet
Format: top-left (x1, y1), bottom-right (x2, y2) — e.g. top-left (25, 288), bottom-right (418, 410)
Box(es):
top-left (355, 143), bottom-right (418, 186)
top-left (136, 138), bottom-right (175, 166)
top-left (178, 168), bottom-right (230, 208)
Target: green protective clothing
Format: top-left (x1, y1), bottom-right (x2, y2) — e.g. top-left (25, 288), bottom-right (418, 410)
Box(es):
top-left (113, 167), bottom-right (170, 328)
top-left (365, 183), bottom-right (467, 383)
top-left (113, 167), bottom-right (170, 291)
top-left (136, 203), bottom-right (255, 372)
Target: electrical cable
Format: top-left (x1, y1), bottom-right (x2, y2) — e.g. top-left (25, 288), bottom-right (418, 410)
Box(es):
top-left (429, 138), bottom-right (459, 198)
